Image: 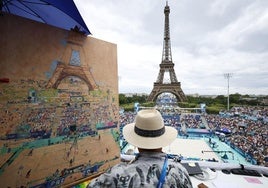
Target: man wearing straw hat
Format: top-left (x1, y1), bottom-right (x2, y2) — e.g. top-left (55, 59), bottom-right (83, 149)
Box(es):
top-left (88, 109), bottom-right (192, 188)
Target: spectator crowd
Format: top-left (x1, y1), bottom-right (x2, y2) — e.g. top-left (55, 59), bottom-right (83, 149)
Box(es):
top-left (119, 106), bottom-right (267, 167)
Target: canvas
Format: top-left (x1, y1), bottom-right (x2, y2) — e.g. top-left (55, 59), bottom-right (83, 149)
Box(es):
top-left (0, 13), bottom-right (120, 187)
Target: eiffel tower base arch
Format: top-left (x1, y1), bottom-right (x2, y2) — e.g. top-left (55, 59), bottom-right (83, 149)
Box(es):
top-left (147, 83), bottom-right (187, 102)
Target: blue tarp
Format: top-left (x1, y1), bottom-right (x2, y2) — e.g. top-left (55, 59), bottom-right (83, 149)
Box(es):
top-left (1, 0), bottom-right (91, 35)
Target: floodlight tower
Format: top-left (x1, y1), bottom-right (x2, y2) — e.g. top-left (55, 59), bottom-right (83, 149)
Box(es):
top-left (224, 73), bottom-right (233, 111)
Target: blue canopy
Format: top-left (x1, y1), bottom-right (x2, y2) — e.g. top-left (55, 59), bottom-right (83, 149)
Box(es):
top-left (1, 0), bottom-right (91, 35)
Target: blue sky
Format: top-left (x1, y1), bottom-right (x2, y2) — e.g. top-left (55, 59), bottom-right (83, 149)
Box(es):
top-left (75, 0), bottom-right (268, 95)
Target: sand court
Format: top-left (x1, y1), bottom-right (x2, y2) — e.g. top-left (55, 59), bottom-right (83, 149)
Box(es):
top-left (123, 138), bottom-right (220, 161)
top-left (163, 138), bottom-right (220, 161)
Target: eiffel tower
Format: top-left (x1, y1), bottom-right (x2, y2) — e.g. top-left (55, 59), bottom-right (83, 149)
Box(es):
top-left (147, 1), bottom-right (187, 102)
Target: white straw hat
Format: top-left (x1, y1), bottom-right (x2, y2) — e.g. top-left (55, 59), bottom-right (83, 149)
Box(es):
top-left (123, 109), bottom-right (177, 149)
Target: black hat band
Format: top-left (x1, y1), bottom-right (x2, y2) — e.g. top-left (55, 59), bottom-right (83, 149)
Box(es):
top-left (134, 126), bottom-right (165, 137)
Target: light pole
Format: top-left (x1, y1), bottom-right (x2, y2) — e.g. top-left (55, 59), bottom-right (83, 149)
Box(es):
top-left (224, 73), bottom-right (233, 111)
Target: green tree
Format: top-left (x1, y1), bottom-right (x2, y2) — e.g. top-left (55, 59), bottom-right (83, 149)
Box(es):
top-left (119, 94), bottom-right (128, 104)
top-left (214, 95), bottom-right (226, 105)
top-left (229, 93), bottom-right (241, 104)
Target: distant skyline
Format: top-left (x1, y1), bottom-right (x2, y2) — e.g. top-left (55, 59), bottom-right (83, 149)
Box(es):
top-left (75, 0), bottom-right (268, 95)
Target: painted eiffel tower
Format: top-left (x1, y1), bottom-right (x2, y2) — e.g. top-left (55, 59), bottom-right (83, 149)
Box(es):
top-left (46, 31), bottom-right (97, 90)
top-left (147, 1), bottom-right (187, 102)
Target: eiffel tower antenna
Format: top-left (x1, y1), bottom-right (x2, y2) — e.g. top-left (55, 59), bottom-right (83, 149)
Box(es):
top-left (148, 1), bottom-right (187, 102)
top-left (162, 0), bottom-right (172, 63)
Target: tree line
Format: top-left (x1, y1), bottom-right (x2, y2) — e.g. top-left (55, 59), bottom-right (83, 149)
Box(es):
top-left (119, 93), bottom-right (267, 114)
